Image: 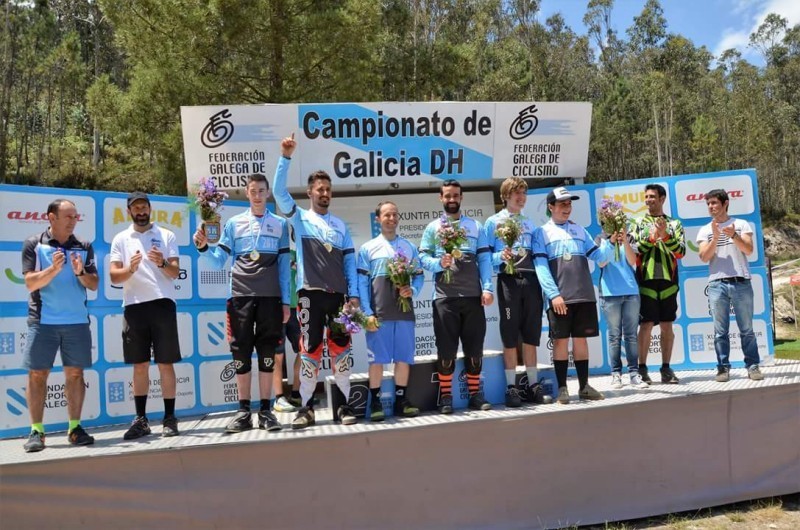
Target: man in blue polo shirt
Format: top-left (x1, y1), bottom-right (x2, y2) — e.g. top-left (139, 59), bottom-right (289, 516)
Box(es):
top-left (21, 199), bottom-right (99, 452)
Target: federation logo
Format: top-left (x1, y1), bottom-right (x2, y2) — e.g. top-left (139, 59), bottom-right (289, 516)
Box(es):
top-left (220, 361), bottom-right (237, 382)
top-left (690, 334), bottom-right (705, 352)
top-left (0, 332), bottom-right (14, 354)
top-left (207, 322), bottom-right (226, 347)
top-left (201, 109), bottom-right (235, 148)
top-left (509, 105), bottom-right (539, 140)
top-left (108, 381), bottom-right (126, 403)
top-left (5, 388), bottom-right (27, 416)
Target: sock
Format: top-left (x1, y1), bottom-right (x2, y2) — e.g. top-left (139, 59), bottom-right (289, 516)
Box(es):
top-left (438, 372), bottom-right (453, 396)
top-left (639, 363), bottom-right (647, 371)
top-left (134, 395), bottom-right (148, 418)
top-left (661, 363), bottom-right (670, 369)
top-left (395, 385), bottom-right (407, 400)
top-left (164, 398), bottom-right (176, 417)
top-left (370, 387), bottom-right (381, 401)
top-left (526, 366), bottom-right (538, 386)
top-left (291, 389), bottom-right (301, 399)
top-left (238, 399), bottom-right (251, 412)
top-left (505, 369), bottom-right (516, 387)
top-left (554, 360), bottom-right (569, 388)
top-left (68, 419), bottom-right (80, 432)
top-left (260, 399), bottom-right (271, 412)
top-left (467, 373), bottom-right (481, 395)
top-left (32, 423), bottom-right (45, 434)
top-left (575, 359), bottom-right (589, 390)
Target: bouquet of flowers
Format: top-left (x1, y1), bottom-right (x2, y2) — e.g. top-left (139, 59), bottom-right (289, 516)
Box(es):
top-left (597, 198), bottom-right (627, 261)
top-left (192, 177), bottom-right (228, 244)
top-left (332, 302), bottom-right (379, 335)
top-left (436, 215), bottom-right (468, 283)
top-left (495, 215), bottom-right (523, 274)
top-left (386, 249), bottom-right (422, 312)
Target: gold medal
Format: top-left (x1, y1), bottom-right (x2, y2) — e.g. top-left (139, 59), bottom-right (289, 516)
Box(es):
top-left (563, 250), bottom-right (572, 261)
top-left (451, 248), bottom-right (463, 259)
top-left (324, 242), bottom-right (333, 253)
top-left (250, 250), bottom-right (260, 260)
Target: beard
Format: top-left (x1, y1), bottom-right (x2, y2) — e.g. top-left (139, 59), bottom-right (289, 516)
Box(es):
top-left (444, 201), bottom-right (460, 215)
top-left (133, 214), bottom-right (150, 227)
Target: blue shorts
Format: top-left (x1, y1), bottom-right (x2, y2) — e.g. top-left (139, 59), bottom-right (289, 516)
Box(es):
top-left (23, 323), bottom-right (92, 370)
top-left (366, 320), bottom-right (415, 365)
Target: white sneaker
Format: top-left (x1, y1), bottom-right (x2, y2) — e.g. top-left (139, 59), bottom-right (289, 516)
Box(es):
top-left (610, 372), bottom-right (623, 389)
top-left (273, 396), bottom-right (297, 413)
top-left (630, 372), bottom-right (649, 389)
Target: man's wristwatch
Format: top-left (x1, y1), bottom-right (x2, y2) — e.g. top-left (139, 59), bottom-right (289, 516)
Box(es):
top-left (159, 259), bottom-right (168, 268)
top-left (76, 269), bottom-right (86, 277)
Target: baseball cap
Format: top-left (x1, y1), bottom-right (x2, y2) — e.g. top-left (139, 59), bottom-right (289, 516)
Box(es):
top-left (127, 191), bottom-right (150, 208)
top-left (546, 186), bottom-right (580, 204)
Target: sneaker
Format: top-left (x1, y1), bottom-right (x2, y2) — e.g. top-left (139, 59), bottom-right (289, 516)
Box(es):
top-left (291, 407), bottom-right (315, 430)
top-left (578, 384), bottom-right (605, 401)
top-left (258, 410), bottom-right (282, 432)
top-left (162, 415), bottom-right (179, 437)
top-left (369, 398), bottom-right (385, 422)
top-left (715, 366), bottom-right (730, 382)
top-left (468, 392), bottom-right (492, 411)
top-left (660, 366), bottom-right (679, 384)
top-left (224, 410), bottom-right (253, 433)
top-left (67, 425), bottom-right (95, 446)
top-left (394, 398), bottom-right (420, 418)
top-left (524, 381), bottom-right (554, 404)
top-left (273, 396), bottom-right (297, 413)
top-left (747, 365), bottom-right (764, 381)
top-left (23, 431), bottom-right (45, 453)
top-left (556, 386), bottom-right (570, 405)
top-left (610, 372), bottom-right (623, 389)
top-left (505, 387), bottom-right (522, 408)
top-left (630, 372), bottom-right (649, 389)
top-left (123, 416), bottom-right (151, 440)
top-left (639, 365), bottom-right (652, 385)
top-left (337, 404), bottom-right (358, 425)
top-left (439, 394), bottom-right (454, 414)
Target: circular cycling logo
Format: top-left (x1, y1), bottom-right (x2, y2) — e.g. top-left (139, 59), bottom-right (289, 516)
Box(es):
top-left (201, 109), bottom-right (235, 148)
top-left (509, 104), bottom-right (539, 140)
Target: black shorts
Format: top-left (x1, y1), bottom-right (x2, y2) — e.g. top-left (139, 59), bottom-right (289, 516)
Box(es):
top-left (296, 289), bottom-right (350, 362)
top-left (547, 302), bottom-right (599, 339)
top-left (639, 280), bottom-right (678, 324)
top-left (226, 296), bottom-right (284, 362)
top-left (277, 308), bottom-right (301, 354)
top-left (497, 272), bottom-right (543, 348)
top-left (432, 297), bottom-right (486, 361)
top-left (123, 298), bottom-right (181, 364)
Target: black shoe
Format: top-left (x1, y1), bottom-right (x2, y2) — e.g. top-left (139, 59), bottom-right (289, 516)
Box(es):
top-left (225, 410), bottom-right (253, 433)
top-left (369, 398), bottom-right (385, 422)
top-left (291, 407), bottom-right (315, 430)
top-left (67, 425), bottom-right (95, 446)
top-left (505, 387), bottom-right (522, 408)
top-left (162, 415), bottom-right (180, 437)
top-left (524, 381), bottom-right (554, 405)
top-left (639, 365), bottom-right (652, 385)
top-left (123, 416), bottom-right (151, 440)
top-left (258, 410), bottom-right (282, 432)
top-left (337, 404), bottom-right (358, 425)
top-left (468, 392), bottom-right (492, 411)
top-left (439, 394), bottom-right (453, 414)
top-left (23, 431), bottom-right (45, 453)
top-left (393, 398), bottom-right (420, 418)
top-left (660, 366), bottom-right (679, 384)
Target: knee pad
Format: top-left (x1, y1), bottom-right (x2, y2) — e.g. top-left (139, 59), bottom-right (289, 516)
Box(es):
top-left (299, 355), bottom-right (319, 380)
top-left (233, 358), bottom-right (252, 375)
top-left (334, 351), bottom-right (352, 374)
top-left (465, 356), bottom-right (482, 375)
top-left (436, 359), bottom-right (455, 376)
top-left (257, 350), bottom-right (275, 373)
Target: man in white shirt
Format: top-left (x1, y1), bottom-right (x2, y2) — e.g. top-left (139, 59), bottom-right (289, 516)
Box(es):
top-left (110, 192), bottom-right (182, 439)
top-left (697, 189), bottom-right (764, 383)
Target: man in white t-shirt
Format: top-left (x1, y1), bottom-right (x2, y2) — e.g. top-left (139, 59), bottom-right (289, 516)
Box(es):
top-left (697, 189), bottom-right (764, 383)
top-left (109, 192), bottom-right (182, 439)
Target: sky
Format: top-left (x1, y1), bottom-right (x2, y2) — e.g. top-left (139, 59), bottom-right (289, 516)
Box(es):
top-left (538, 0), bottom-right (800, 65)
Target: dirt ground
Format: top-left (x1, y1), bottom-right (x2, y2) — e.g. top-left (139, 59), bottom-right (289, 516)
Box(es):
top-left (583, 493), bottom-right (800, 529)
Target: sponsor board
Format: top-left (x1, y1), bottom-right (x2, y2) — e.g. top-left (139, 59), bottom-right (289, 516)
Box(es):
top-left (524, 188), bottom-right (593, 229)
top-left (103, 254), bottom-right (193, 300)
top-left (0, 251), bottom-right (34, 302)
top-left (102, 312), bottom-right (194, 363)
top-left (594, 181), bottom-right (673, 219)
top-left (683, 274), bottom-right (765, 319)
top-left (675, 174), bottom-right (755, 220)
top-left (198, 359), bottom-right (268, 406)
top-left (682, 222), bottom-right (759, 268)
top-left (535, 332), bottom-right (605, 369)
top-left (0, 191), bottom-right (96, 243)
top-left (102, 197), bottom-right (191, 246)
top-left (104, 363), bottom-right (196, 416)
top-left (687, 319), bottom-right (769, 364)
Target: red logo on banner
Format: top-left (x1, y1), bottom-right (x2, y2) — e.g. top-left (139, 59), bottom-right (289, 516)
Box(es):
top-left (790, 274), bottom-right (800, 286)
top-left (7, 211), bottom-right (84, 222)
top-left (685, 190), bottom-right (744, 202)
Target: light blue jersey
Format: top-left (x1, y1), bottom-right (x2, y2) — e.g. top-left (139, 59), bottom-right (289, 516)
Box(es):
top-left (357, 235), bottom-right (424, 321)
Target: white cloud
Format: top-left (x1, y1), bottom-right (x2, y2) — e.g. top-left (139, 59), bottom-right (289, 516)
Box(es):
top-left (714, 0), bottom-right (800, 60)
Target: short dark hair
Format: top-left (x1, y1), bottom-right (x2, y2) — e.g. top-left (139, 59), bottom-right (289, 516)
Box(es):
top-left (705, 189), bottom-right (729, 204)
top-left (440, 179), bottom-right (461, 195)
top-left (307, 170), bottom-right (331, 188)
top-left (247, 173), bottom-right (269, 189)
top-left (375, 201), bottom-right (397, 217)
top-left (47, 199), bottom-right (75, 216)
top-left (645, 184), bottom-right (666, 198)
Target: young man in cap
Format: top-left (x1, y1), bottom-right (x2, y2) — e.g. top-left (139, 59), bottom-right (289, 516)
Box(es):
top-left (21, 199), bottom-right (99, 452)
top-left (533, 187), bottom-right (613, 404)
top-left (110, 192), bottom-right (181, 439)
